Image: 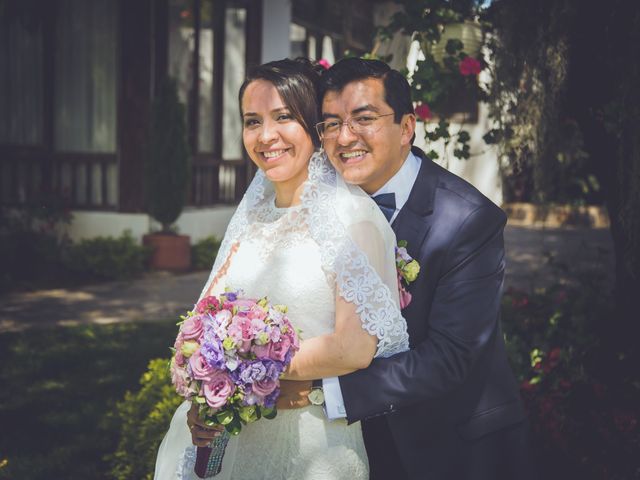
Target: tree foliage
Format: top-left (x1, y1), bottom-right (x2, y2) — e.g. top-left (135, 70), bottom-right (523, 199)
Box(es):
top-left (145, 79), bottom-right (190, 232)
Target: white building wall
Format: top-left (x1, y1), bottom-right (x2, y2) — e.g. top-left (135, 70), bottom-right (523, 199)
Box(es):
top-left (373, 2), bottom-right (502, 206)
top-left (261, 0), bottom-right (292, 62)
top-left (68, 207), bottom-right (237, 244)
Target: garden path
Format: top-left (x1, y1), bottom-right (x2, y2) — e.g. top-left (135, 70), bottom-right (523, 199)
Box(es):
top-left (0, 225), bottom-right (614, 333)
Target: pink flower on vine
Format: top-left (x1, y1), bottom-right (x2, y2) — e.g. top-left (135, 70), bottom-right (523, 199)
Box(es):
top-left (459, 56), bottom-right (482, 76)
top-left (318, 59), bottom-right (331, 70)
top-left (415, 103), bottom-right (432, 121)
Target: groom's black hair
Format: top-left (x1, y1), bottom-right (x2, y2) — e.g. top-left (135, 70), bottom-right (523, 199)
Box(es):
top-left (239, 58), bottom-right (322, 147)
top-left (320, 57), bottom-right (415, 126)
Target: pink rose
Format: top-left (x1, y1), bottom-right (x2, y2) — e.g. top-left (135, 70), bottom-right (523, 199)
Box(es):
top-left (174, 350), bottom-right (185, 366)
top-left (250, 318), bottom-right (267, 338)
top-left (229, 316), bottom-right (254, 352)
top-left (252, 377), bottom-right (278, 396)
top-left (181, 315), bottom-right (205, 340)
top-left (214, 309), bottom-right (232, 325)
top-left (459, 56), bottom-right (482, 76)
top-left (283, 324), bottom-right (299, 350)
top-left (415, 103), bottom-right (432, 121)
top-left (252, 343), bottom-right (271, 359)
top-left (399, 287), bottom-right (412, 309)
top-left (196, 296), bottom-right (220, 314)
top-left (171, 360), bottom-right (190, 396)
top-left (270, 336), bottom-right (292, 362)
top-left (227, 323), bottom-right (243, 342)
top-left (238, 340), bottom-right (252, 354)
top-left (248, 306), bottom-right (267, 322)
top-left (203, 371), bottom-right (235, 409)
top-left (189, 349), bottom-right (217, 382)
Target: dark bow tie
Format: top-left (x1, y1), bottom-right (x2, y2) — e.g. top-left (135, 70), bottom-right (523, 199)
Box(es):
top-left (372, 193), bottom-right (396, 222)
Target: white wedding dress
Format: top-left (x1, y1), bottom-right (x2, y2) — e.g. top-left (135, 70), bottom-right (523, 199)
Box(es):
top-left (155, 152), bottom-right (409, 479)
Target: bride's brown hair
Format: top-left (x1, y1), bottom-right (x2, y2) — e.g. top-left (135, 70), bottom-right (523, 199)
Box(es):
top-left (238, 58), bottom-right (323, 148)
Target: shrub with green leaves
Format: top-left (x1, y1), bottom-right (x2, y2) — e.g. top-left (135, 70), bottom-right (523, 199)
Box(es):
top-left (108, 358), bottom-right (182, 480)
top-left (64, 231), bottom-right (151, 280)
top-left (502, 278), bottom-right (639, 480)
top-left (191, 235), bottom-right (221, 270)
top-left (145, 78), bottom-right (190, 233)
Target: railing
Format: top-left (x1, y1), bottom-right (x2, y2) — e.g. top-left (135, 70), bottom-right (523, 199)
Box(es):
top-left (0, 148), bottom-right (250, 210)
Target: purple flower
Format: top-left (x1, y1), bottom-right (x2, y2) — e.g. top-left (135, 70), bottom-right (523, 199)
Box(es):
top-left (200, 328), bottom-right (226, 369)
top-left (263, 360), bottom-right (283, 381)
top-left (264, 389), bottom-right (279, 409)
top-left (239, 361), bottom-right (267, 384)
top-left (225, 292), bottom-right (238, 302)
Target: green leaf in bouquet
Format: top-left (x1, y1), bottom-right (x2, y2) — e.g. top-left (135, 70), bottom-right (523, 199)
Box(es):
top-left (261, 407), bottom-right (277, 420)
top-left (238, 405), bottom-right (259, 423)
top-left (195, 396), bottom-right (207, 405)
top-left (225, 415), bottom-right (242, 435)
top-left (215, 409), bottom-right (235, 425)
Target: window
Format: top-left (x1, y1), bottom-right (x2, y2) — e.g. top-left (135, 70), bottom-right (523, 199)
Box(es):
top-left (0, 12), bottom-right (43, 145)
top-left (222, 8), bottom-right (246, 160)
top-left (54, 0), bottom-right (117, 153)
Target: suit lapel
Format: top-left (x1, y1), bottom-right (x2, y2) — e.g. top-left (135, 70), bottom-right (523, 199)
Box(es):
top-left (391, 147), bottom-right (438, 257)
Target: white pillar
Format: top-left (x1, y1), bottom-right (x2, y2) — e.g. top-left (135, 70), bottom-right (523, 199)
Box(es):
top-left (261, 0), bottom-right (292, 63)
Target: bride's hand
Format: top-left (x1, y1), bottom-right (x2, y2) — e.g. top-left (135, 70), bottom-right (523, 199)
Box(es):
top-left (187, 401), bottom-right (225, 447)
top-left (277, 380), bottom-right (312, 409)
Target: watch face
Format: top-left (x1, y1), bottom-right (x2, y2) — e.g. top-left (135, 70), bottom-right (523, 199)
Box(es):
top-left (308, 388), bottom-right (325, 406)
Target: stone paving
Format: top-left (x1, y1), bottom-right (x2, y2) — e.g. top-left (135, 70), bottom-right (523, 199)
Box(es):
top-left (0, 225), bottom-right (614, 333)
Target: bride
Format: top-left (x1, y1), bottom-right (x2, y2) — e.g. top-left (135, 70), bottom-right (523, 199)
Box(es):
top-left (154, 58), bottom-right (409, 479)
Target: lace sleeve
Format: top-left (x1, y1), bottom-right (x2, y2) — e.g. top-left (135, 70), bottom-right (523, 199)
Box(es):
top-left (336, 220), bottom-right (409, 358)
top-left (302, 152), bottom-right (409, 358)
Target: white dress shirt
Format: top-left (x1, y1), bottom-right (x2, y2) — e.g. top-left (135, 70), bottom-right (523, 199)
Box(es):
top-left (323, 150), bottom-right (422, 419)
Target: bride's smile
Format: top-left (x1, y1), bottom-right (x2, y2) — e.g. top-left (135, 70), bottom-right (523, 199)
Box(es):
top-left (241, 79), bottom-right (314, 204)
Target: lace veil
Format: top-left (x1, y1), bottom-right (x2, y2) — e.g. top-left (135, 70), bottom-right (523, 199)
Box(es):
top-left (199, 151), bottom-right (409, 358)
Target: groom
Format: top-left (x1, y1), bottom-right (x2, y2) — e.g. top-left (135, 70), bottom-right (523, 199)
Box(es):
top-left (281, 58), bottom-right (533, 479)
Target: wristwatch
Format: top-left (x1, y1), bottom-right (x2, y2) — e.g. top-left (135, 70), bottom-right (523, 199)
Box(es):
top-left (307, 379), bottom-right (325, 406)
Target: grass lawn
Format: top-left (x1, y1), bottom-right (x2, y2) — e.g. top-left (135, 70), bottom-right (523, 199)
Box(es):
top-left (0, 321), bottom-right (177, 480)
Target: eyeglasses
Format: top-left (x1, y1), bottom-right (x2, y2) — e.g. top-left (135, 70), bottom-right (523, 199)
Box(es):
top-left (315, 113), bottom-right (394, 139)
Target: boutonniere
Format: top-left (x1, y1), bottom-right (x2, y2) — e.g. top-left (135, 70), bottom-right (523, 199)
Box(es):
top-left (395, 240), bottom-right (421, 309)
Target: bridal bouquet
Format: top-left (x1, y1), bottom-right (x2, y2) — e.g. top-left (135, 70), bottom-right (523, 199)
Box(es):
top-left (170, 289), bottom-right (300, 477)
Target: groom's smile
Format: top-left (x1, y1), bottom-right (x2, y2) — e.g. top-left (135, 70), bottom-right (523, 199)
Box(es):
top-left (322, 78), bottom-right (415, 194)
top-left (338, 149), bottom-right (369, 164)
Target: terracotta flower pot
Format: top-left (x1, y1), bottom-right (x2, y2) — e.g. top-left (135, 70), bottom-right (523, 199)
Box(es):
top-left (143, 233), bottom-right (191, 272)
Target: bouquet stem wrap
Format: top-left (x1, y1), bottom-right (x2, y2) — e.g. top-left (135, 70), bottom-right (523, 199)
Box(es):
top-left (194, 430), bottom-right (230, 478)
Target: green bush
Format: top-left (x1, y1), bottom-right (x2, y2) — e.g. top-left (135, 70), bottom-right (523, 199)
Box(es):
top-left (191, 235), bottom-right (221, 270)
top-left (1, 201), bottom-right (73, 293)
top-left (145, 78), bottom-right (190, 232)
top-left (0, 322), bottom-right (177, 480)
top-left (503, 277), bottom-right (639, 479)
top-left (64, 231), bottom-right (151, 280)
top-left (108, 358), bottom-right (182, 480)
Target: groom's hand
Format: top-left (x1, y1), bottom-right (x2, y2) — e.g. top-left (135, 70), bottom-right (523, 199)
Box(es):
top-left (277, 380), bottom-right (312, 409)
top-left (187, 402), bottom-right (225, 447)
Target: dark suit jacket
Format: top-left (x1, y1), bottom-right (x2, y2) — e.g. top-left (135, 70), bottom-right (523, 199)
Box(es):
top-left (339, 147), bottom-right (532, 480)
